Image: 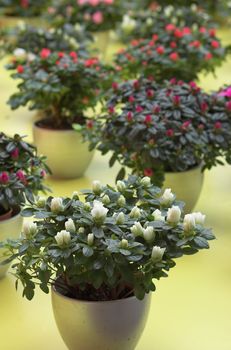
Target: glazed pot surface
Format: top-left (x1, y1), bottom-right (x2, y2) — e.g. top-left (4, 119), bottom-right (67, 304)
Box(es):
top-left (52, 286), bottom-right (151, 350)
top-left (33, 124), bottom-right (94, 179)
top-left (0, 207), bottom-right (23, 278)
top-left (164, 165), bottom-right (204, 212)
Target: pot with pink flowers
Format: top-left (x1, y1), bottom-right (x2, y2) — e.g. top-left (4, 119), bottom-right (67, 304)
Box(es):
top-left (0, 132), bottom-right (49, 278)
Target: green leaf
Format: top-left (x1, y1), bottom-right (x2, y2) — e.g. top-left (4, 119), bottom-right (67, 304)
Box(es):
top-left (193, 236), bottom-right (209, 249)
top-left (116, 167), bottom-right (126, 181)
top-left (82, 246), bottom-right (94, 257)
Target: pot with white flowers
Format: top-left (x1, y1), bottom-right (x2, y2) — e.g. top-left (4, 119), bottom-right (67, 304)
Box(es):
top-left (0, 132), bottom-right (49, 278)
top-left (1, 175), bottom-right (214, 349)
top-left (7, 49), bottom-right (113, 179)
top-left (86, 77), bottom-right (231, 211)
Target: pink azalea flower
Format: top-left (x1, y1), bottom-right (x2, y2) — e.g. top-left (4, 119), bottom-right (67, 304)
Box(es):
top-left (218, 87), bottom-right (231, 98)
top-left (92, 11), bottom-right (104, 24)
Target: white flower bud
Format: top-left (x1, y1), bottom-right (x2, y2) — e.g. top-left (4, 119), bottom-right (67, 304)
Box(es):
top-left (78, 227), bottom-right (85, 234)
top-left (13, 48), bottom-right (26, 57)
top-left (143, 226), bottom-right (155, 242)
top-left (91, 200), bottom-right (108, 223)
top-left (72, 191), bottom-right (79, 199)
top-left (192, 212), bottom-right (206, 225)
top-left (167, 206), bottom-right (181, 224)
top-left (116, 180), bottom-right (126, 192)
top-left (27, 52), bottom-right (36, 62)
top-left (146, 17), bottom-right (153, 26)
top-left (183, 214), bottom-right (196, 233)
top-left (36, 196), bottom-right (46, 208)
top-left (120, 239), bottom-right (129, 249)
top-left (116, 212), bottom-right (125, 225)
top-left (92, 180), bottom-right (102, 194)
top-left (23, 221), bottom-right (38, 238)
top-left (87, 233), bottom-right (94, 246)
top-left (84, 202), bottom-right (91, 211)
top-left (140, 176), bottom-right (151, 187)
top-left (65, 218), bottom-right (76, 233)
top-left (151, 246), bottom-right (166, 263)
top-left (121, 15), bottom-right (136, 34)
top-left (160, 188), bottom-right (175, 206)
top-left (152, 209), bottom-right (165, 221)
top-left (130, 206), bottom-right (141, 219)
top-left (55, 230), bottom-right (71, 247)
top-left (117, 195), bottom-right (126, 207)
top-left (130, 222), bottom-right (143, 237)
top-left (50, 197), bottom-right (64, 213)
top-left (102, 195), bottom-right (110, 205)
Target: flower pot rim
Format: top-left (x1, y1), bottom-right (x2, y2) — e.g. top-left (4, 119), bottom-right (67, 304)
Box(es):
top-left (165, 163), bottom-right (202, 175)
top-left (0, 206), bottom-right (21, 224)
top-left (34, 119), bottom-right (85, 133)
top-left (52, 282), bottom-right (144, 305)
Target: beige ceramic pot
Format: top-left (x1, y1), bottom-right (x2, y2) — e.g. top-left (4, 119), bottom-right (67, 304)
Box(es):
top-left (91, 31), bottom-right (110, 57)
top-left (33, 123), bottom-right (94, 179)
top-left (164, 165), bottom-right (204, 212)
top-left (0, 207), bottom-right (23, 279)
top-left (52, 286), bottom-right (151, 350)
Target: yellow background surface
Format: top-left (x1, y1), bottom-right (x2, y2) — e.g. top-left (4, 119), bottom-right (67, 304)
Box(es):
top-left (0, 28), bottom-right (231, 350)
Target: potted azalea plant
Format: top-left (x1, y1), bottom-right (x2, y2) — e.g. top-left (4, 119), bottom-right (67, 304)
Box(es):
top-left (115, 22), bottom-right (229, 82)
top-left (85, 77), bottom-right (231, 210)
top-left (7, 49), bottom-right (113, 178)
top-left (0, 0), bottom-right (48, 16)
top-left (0, 132), bottom-right (49, 278)
top-left (1, 175), bottom-right (214, 349)
top-left (47, 0), bottom-right (124, 55)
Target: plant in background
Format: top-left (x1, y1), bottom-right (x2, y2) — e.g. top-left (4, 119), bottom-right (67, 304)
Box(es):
top-left (47, 0), bottom-right (124, 33)
top-left (1, 175), bottom-right (214, 300)
top-left (115, 24), bottom-right (229, 82)
top-left (85, 77), bottom-right (231, 187)
top-left (0, 0), bottom-right (49, 16)
top-left (0, 132), bottom-right (50, 215)
top-left (1, 23), bottom-right (92, 61)
top-left (119, 4), bottom-right (213, 43)
top-left (7, 50), bottom-right (113, 129)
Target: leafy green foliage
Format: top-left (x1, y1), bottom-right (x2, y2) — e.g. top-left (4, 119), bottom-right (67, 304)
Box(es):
top-left (0, 0), bottom-right (49, 16)
top-left (1, 175), bottom-right (215, 301)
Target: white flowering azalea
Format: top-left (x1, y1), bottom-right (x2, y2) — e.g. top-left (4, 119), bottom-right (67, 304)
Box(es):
top-left (92, 180), bottom-right (102, 194)
top-left (50, 197), bottom-right (64, 213)
top-left (121, 15), bottom-right (136, 34)
top-left (116, 180), bottom-right (126, 192)
top-left (183, 214), bottom-right (196, 232)
top-left (130, 206), bottom-right (141, 219)
top-left (55, 230), bottom-right (71, 247)
top-left (27, 52), bottom-right (36, 62)
top-left (36, 196), bottom-right (46, 208)
top-left (65, 219), bottom-right (76, 233)
top-left (143, 226), bottom-right (155, 242)
top-left (160, 188), bottom-right (175, 205)
top-left (23, 222), bottom-right (38, 238)
top-left (102, 195), bottom-right (110, 205)
top-left (140, 176), bottom-right (151, 187)
top-left (72, 191), bottom-right (79, 199)
top-left (116, 212), bottom-right (125, 225)
top-left (151, 246), bottom-right (166, 263)
top-left (78, 227), bottom-right (85, 234)
top-left (130, 222), bottom-right (143, 237)
top-left (87, 233), bottom-right (94, 246)
top-left (146, 17), bottom-right (153, 26)
top-left (13, 48), bottom-right (26, 57)
top-left (117, 195), bottom-right (126, 207)
top-left (91, 200), bottom-right (108, 223)
top-left (167, 206), bottom-right (181, 224)
top-left (120, 239), bottom-right (129, 249)
top-left (192, 212), bottom-right (206, 225)
top-left (84, 202), bottom-right (91, 211)
top-left (152, 209), bottom-right (165, 222)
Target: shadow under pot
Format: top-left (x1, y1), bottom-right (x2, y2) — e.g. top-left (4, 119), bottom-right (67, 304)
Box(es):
top-left (163, 164), bottom-right (204, 213)
top-left (0, 206), bottom-right (23, 279)
top-left (51, 283), bottom-right (151, 350)
top-left (33, 121), bottom-right (94, 179)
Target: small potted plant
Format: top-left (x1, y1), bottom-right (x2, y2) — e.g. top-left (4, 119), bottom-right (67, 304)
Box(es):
top-left (1, 175), bottom-right (214, 349)
top-left (1, 23), bottom-right (92, 61)
top-left (47, 0), bottom-right (124, 56)
top-left (7, 49), bottom-right (113, 178)
top-left (85, 77), bottom-right (231, 210)
top-left (0, 132), bottom-right (49, 278)
top-left (115, 22), bottom-right (229, 82)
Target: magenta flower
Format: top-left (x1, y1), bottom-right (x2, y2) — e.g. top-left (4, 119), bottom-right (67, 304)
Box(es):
top-left (0, 172), bottom-right (9, 184)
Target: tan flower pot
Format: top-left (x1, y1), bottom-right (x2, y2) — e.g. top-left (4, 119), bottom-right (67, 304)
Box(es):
top-left (91, 30), bottom-right (110, 58)
top-left (33, 123), bottom-right (94, 179)
top-left (164, 165), bottom-right (204, 212)
top-left (0, 207), bottom-right (23, 279)
top-left (51, 285), bottom-right (151, 350)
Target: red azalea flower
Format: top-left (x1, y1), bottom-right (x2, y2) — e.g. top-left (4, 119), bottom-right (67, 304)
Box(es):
top-left (169, 52), bottom-right (179, 61)
top-left (211, 40), bottom-right (220, 49)
top-left (58, 52), bottom-right (65, 58)
top-left (86, 120), bottom-right (94, 129)
top-left (108, 106), bottom-right (115, 114)
top-left (204, 52), bottom-right (213, 60)
top-left (148, 40), bottom-right (155, 47)
top-left (136, 105), bottom-right (143, 113)
top-left (200, 102), bottom-right (208, 113)
top-left (214, 121), bottom-right (222, 129)
top-left (112, 82), bottom-right (118, 90)
top-left (127, 111), bottom-right (133, 122)
top-left (174, 29), bottom-right (183, 38)
top-left (178, 80), bottom-right (184, 86)
top-left (0, 171), bottom-right (9, 184)
top-left (84, 58), bottom-right (98, 67)
top-left (170, 78), bottom-right (177, 84)
top-left (173, 95), bottom-right (181, 105)
top-left (153, 105), bottom-right (160, 114)
top-left (129, 95), bottom-right (135, 103)
top-left (182, 120), bottom-right (191, 129)
top-left (165, 24), bottom-right (175, 32)
top-left (133, 80), bottom-right (139, 89)
top-left (199, 27), bottom-right (207, 33)
top-left (166, 129), bottom-right (174, 137)
top-left (170, 41), bottom-right (177, 48)
top-left (182, 27), bottom-right (191, 35)
top-left (40, 48), bottom-right (51, 59)
top-left (40, 169), bottom-right (46, 178)
top-left (156, 46), bottom-right (165, 54)
top-left (11, 148), bottom-right (19, 159)
top-left (17, 65), bottom-right (24, 74)
top-left (189, 81), bottom-right (197, 89)
top-left (226, 101), bottom-right (231, 111)
top-left (209, 28), bottom-right (216, 37)
top-left (146, 89), bottom-right (154, 98)
top-left (144, 168), bottom-right (153, 177)
top-left (189, 40), bottom-right (201, 48)
top-left (145, 115), bottom-right (152, 124)
top-left (152, 34), bottom-right (158, 41)
top-left (69, 51), bottom-right (78, 60)
top-left (16, 170), bottom-right (27, 184)
top-left (20, 0), bottom-right (29, 8)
